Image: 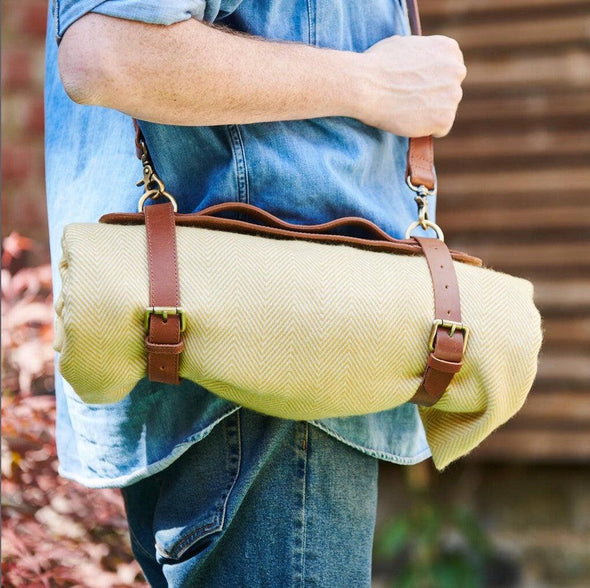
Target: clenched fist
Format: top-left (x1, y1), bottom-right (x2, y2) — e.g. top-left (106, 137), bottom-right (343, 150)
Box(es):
top-left (352, 35), bottom-right (466, 138)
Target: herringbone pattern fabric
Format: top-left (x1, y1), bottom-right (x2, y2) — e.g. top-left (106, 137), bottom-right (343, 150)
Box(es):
top-left (55, 223), bottom-right (542, 469)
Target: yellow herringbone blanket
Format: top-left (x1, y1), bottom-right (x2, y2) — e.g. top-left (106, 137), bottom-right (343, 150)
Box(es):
top-left (54, 223), bottom-right (542, 469)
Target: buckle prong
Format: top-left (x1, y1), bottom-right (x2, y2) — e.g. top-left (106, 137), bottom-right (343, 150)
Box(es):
top-left (428, 319), bottom-right (470, 352)
top-left (145, 307), bottom-right (186, 333)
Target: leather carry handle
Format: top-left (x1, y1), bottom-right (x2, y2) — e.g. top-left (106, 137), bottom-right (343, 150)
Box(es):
top-left (101, 202), bottom-right (482, 266)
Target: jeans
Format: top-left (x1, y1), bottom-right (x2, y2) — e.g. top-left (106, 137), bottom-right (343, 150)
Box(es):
top-left (122, 408), bottom-right (379, 587)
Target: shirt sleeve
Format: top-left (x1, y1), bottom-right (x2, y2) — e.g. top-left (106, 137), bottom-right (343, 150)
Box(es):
top-left (53, 0), bottom-right (209, 41)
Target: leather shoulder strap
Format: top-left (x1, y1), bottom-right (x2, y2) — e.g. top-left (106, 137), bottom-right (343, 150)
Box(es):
top-left (406, 0), bottom-right (423, 36)
top-left (405, 0), bottom-right (436, 191)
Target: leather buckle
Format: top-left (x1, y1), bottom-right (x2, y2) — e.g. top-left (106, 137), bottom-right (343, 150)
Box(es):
top-left (144, 306), bottom-right (186, 333)
top-left (428, 319), bottom-right (470, 352)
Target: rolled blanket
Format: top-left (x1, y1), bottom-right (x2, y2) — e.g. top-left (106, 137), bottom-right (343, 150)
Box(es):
top-left (55, 221), bottom-right (542, 469)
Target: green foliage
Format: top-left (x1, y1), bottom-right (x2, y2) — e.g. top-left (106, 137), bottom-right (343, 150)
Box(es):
top-left (375, 473), bottom-right (493, 588)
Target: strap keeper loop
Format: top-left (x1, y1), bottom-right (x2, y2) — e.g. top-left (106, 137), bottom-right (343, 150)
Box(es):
top-left (144, 338), bottom-right (184, 355)
top-left (427, 353), bottom-right (463, 374)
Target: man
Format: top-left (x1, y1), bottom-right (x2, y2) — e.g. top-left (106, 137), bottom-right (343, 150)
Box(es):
top-left (45, 0), bottom-right (465, 585)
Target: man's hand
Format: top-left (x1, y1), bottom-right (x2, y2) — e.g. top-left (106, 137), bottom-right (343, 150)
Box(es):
top-left (357, 35), bottom-right (466, 138)
top-left (59, 15), bottom-right (465, 138)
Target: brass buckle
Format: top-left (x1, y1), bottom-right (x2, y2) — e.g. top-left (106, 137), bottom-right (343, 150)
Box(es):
top-left (428, 319), bottom-right (470, 352)
top-left (144, 307), bottom-right (186, 333)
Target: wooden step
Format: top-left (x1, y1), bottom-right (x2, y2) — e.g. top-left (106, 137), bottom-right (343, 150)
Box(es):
top-left (432, 15), bottom-right (590, 52)
top-left (446, 242), bottom-right (590, 270)
top-left (535, 352), bottom-right (590, 383)
top-left (468, 429), bottom-right (590, 461)
top-left (441, 168), bottom-right (590, 197)
top-left (532, 280), bottom-right (590, 312)
top-left (437, 205), bottom-right (590, 233)
top-left (455, 93), bottom-right (590, 124)
top-left (435, 188), bottom-right (587, 211)
top-left (517, 389), bottom-right (590, 423)
top-left (421, 0), bottom-right (590, 18)
top-left (437, 130), bottom-right (590, 161)
top-left (542, 317), bottom-right (590, 348)
top-left (465, 52), bottom-right (590, 92)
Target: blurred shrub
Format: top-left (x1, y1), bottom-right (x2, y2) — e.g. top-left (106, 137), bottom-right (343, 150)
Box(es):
top-left (1, 233), bottom-right (146, 587)
top-left (374, 465), bottom-right (519, 588)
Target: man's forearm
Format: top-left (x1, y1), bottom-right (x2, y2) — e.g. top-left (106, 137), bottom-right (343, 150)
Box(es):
top-left (58, 14), bottom-right (466, 137)
top-left (59, 15), bottom-right (360, 127)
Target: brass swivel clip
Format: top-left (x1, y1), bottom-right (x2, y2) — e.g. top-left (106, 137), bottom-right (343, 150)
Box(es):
top-left (404, 177), bottom-right (444, 241)
top-left (136, 139), bottom-right (178, 212)
top-left (415, 193), bottom-right (430, 229)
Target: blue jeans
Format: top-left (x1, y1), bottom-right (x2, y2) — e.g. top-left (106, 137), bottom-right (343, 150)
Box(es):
top-left (122, 409), bottom-right (379, 587)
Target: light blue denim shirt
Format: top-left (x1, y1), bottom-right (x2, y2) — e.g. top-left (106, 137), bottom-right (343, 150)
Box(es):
top-left (45, 0), bottom-right (432, 488)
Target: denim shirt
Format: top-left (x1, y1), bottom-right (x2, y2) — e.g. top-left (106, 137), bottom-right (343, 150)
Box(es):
top-left (46, 0), bottom-right (432, 488)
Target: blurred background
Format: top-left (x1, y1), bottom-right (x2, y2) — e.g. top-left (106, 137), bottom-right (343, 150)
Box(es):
top-left (2, 0), bottom-right (589, 586)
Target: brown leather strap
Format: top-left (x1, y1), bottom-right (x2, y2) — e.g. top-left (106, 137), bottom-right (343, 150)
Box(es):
top-left (406, 9), bottom-right (436, 192)
top-left (144, 202), bottom-right (183, 385)
top-left (410, 236), bottom-right (465, 406)
top-left (133, 119), bottom-right (144, 160)
top-left (404, 0), bottom-right (436, 191)
top-left (406, 0), bottom-right (422, 36)
top-left (407, 136), bottom-right (435, 191)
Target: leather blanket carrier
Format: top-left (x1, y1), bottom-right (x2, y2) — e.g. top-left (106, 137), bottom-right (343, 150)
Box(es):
top-left (53, 0), bottom-right (542, 469)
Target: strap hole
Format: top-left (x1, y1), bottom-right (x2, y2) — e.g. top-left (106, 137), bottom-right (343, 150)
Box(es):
top-left (445, 285), bottom-right (449, 289)
top-left (447, 310), bottom-right (451, 315)
top-left (440, 265), bottom-right (444, 269)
